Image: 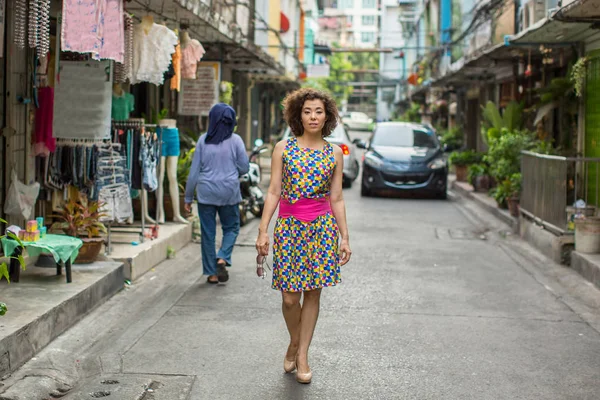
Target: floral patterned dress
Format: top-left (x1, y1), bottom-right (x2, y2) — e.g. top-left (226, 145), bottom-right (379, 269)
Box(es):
top-left (272, 137), bottom-right (341, 292)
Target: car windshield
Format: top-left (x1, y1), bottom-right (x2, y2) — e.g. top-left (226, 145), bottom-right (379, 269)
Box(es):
top-left (284, 124), bottom-right (344, 141)
top-left (372, 125), bottom-right (438, 148)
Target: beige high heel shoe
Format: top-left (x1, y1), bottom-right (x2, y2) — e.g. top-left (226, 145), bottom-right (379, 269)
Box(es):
top-left (296, 369), bottom-right (312, 384)
top-left (284, 357), bottom-right (296, 373)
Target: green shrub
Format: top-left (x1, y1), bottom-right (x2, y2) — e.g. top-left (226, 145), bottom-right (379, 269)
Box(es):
top-left (440, 126), bottom-right (464, 151)
top-left (449, 150), bottom-right (483, 167)
top-left (484, 128), bottom-right (535, 181)
top-left (467, 163), bottom-right (488, 185)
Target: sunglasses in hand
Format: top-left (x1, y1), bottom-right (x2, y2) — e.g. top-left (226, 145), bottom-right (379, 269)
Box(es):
top-left (256, 255), bottom-right (271, 279)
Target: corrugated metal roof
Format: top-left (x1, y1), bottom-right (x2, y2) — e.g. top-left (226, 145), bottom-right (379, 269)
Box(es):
top-left (509, 18), bottom-right (593, 44)
top-left (557, 0), bottom-right (600, 20)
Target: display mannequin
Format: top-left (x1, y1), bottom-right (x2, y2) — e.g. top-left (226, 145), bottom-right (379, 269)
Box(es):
top-left (140, 15), bottom-right (154, 34)
top-left (128, 117), bottom-right (157, 225)
top-left (157, 119), bottom-right (188, 224)
top-left (180, 30), bottom-right (191, 47)
top-left (179, 30), bottom-right (205, 80)
top-left (112, 83), bottom-right (135, 121)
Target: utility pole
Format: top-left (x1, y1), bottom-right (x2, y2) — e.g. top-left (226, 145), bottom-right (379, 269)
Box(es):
top-left (248, 0), bottom-right (256, 45)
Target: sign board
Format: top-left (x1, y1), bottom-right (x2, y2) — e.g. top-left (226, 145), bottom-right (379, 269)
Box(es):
top-left (178, 61), bottom-right (221, 116)
top-left (307, 64), bottom-right (330, 78)
top-left (53, 61), bottom-right (112, 139)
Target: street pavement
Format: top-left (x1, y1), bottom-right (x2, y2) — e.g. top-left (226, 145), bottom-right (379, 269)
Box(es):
top-left (2, 131), bottom-right (600, 399)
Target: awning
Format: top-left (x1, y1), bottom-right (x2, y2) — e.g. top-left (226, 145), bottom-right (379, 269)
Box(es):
top-left (247, 72), bottom-right (301, 88)
top-left (313, 43), bottom-right (332, 55)
top-left (555, 0), bottom-right (600, 22)
top-left (508, 17), bottom-right (593, 45)
top-left (202, 42), bottom-right (285, 75)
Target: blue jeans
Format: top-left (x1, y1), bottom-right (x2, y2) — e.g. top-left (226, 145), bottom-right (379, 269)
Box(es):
top-left (197, 203), bottom-right (240, 276)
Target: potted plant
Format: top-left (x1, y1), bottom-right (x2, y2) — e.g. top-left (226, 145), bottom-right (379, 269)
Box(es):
top-left (449, 150), bottom-right (481, 182)
top-left (53, 197), bottom-right (107, 264)
top-left (490, 178), bottom-right (511, 209)
top-left (507, 173), bottom-right (522, 217)
top-left (440, 126), bottom-right (464, 152)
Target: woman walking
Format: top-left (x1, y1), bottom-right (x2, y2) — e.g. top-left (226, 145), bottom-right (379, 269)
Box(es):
top-left (185, 103), bottom-right (249, 284)
top-left (255, 88), bottom-right (352, 384)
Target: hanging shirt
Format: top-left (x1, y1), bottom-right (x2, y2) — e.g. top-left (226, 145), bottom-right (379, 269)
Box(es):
top-left (131, 23), bottom-right (178, 85)
top-left (111, 92), bottom-right (135, 121)
top-left (170, 44), bottom-right (182, 91)
top-left (60, 0), bottom-right (124, 62)
top-left (181, 39), bottom-right (205, 79)
top-left (97, 0), bottom-right (124, 62)
top-left (61, 0), bottom-right (100, 55)
top-left (34, 87), bottom-right (56, 156)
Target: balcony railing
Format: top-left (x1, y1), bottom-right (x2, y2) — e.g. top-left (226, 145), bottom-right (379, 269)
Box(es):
top-left (521, 151), bottom-right (600, 234)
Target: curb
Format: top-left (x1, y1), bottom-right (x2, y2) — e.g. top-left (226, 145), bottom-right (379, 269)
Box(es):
top-left (570, 251), bottom-right (600, 290)
top-left (0, 262), bottom-right (124, 378)
top-left (450, 179), bottom-right (518, 230)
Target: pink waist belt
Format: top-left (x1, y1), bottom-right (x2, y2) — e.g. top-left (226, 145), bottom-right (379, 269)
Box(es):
top-left (279, 197), bottom-right (332, 222)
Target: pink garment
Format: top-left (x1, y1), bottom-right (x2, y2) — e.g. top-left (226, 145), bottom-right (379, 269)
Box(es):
top-left (278, 197), bottom-right (332, 223)
top-left (97, 0), bottom-right (124, 62)
top-left (61, 0), bottom-right (124, 62)
top-left (181, 39), bottom-right (206, 79)
top-left (34, 87), bottom-right (56, 157)
top-left (61, 0), bottom-right (100, 55)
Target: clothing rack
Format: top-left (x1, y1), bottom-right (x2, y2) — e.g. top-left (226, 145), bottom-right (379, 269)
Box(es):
top-left (56, 138), bottom-right (107, 147)
top-left (104, 120), bottom-right (161, 254)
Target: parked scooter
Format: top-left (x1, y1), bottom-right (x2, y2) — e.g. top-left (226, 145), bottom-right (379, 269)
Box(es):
top-left (239, 139), bottom-right (269, 226)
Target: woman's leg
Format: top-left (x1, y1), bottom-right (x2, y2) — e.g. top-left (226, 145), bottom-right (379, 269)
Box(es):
top-left (297, 289), bottom-right (322, 373)
top-left (197, 203), bottom-right (218, 282)
top-left (216, 204), bottom-right (240, 266)
top-left (282, 291), bottom-right (302, 360)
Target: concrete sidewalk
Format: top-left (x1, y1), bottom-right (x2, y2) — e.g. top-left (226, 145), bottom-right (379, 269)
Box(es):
top-left (450, 177), bottom-right (517, 230)
top-left (0, 222), bottom-right (192, 379)
top-left (451, 176), bottom-right (600, 291)
top-left (0, 261), bottom-right (123, 377)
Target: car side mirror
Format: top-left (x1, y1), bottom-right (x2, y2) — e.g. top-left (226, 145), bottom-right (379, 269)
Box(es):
top-left (353, 139), bottom-right (367, 149)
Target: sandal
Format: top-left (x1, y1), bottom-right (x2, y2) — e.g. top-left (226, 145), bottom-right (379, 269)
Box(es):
top-left (207, 277), bottom-right (219, 284)
top-left (217, 262), bottom-right (229, 282)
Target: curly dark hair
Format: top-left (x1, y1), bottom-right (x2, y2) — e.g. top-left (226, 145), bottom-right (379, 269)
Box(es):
top-left (282, 88), bottom-right (339, 137)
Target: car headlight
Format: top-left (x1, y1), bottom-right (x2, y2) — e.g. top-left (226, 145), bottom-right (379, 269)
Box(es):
top-left (428, 158), bottom-right (446, 169)
top-left (365, 153), bottom-right (384, 168)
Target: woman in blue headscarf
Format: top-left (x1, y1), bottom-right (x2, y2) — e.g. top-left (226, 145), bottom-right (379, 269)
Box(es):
top-left (184, 103), bottom-right (250, 284)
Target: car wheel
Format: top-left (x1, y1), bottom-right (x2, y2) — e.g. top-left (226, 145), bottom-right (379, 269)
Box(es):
top-left (342, 176), bottom-right (352, 189)
top-left (361, 182), bottom-right (371, 197)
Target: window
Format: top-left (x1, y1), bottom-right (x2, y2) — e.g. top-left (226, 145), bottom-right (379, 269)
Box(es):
top-left (362, 0), bottom-right (376, 8)
top-left (372, 125), bottom-right (438, 148)
top-left (362, 15), bottom-right (376, 25)
top-left (347, 15), bottom-right (353, 24)
top-left (361, 32), bottom-right (376, 42)
top-left (340, 0), bottom-right (354, 8)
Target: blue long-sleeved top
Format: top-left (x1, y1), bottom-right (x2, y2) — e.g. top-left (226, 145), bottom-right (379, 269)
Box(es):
top-left (184, 133), bottom-right (250, 206)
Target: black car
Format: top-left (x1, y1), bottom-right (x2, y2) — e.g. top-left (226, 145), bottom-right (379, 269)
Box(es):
top-left (356, 122), bottom-right (448, 199)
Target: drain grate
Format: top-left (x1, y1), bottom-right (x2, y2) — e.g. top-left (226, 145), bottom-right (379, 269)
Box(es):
top-left (89, 391), bottom-right (111, 398)
top-left (435, 228), bottom-right (480, 240)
